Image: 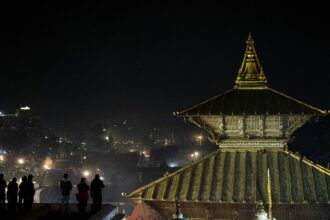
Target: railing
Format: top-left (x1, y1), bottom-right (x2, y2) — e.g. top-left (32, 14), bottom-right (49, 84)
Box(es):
top-left (89, 204), bottom-right (118, 220)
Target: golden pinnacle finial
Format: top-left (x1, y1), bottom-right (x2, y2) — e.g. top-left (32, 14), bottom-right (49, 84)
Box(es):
top-left (247, 32), bottom-right (254, 44)
top-left (235, 33), bottom-right (267, 89)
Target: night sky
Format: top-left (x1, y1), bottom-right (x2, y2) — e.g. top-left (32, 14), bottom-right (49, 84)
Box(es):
top-left (1, 2), bottom-right (329, 125)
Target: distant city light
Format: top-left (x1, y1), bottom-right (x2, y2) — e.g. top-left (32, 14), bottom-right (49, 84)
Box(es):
top-left (168, 162), bottom-right (179, 168)
top-left (105, 136), bottom-right (110, 141)
top-left (190, 151), bottom-right (200, 160)
top-left (0, 112), bottom-right (4, 117)
top-left (44, 136), bottom-right (48, 139)
top-left (196, 135), bottom-right (203, 140)
top-left (0, 155), bottom-right (4, 161)
top-left (83, 156), bottom-right (87, 160)
top-left (83, 170), bottom-right (90, 177)
top-left (195, 135), bottom-right (203, 146)
top-left (17, 158), bottom-right (25, 164)
top-left (100, 176), bottom-right (104, 180)
top-left (44, 157), bottom-right (53, 170)
top-left (142, 150), bottom-right (150, 158)
top-left (20, 106), bottom-right (31, 111)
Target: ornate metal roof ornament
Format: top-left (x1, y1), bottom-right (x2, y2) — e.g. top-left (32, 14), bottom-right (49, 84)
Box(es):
top-left (235, 33), bottom-right (267, 89)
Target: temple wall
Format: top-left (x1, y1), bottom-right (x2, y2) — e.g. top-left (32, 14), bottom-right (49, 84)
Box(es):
top-left (148, 202), bottom-right (330, 220)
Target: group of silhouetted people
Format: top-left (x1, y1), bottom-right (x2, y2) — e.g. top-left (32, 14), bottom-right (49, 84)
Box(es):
top-left (0, 173), bottom-right (36, 215)
top-left (59, 173), bottom-right (105, 214)
top-left (0, 172), bottom-right (105, 216)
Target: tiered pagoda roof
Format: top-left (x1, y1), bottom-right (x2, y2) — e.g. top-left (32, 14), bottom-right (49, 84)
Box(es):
top-left (126, 34), bottom-right (330, 215)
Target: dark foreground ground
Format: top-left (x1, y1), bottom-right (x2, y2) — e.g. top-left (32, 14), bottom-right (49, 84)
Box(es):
top-left (0, 203), bottom-right (118, 220)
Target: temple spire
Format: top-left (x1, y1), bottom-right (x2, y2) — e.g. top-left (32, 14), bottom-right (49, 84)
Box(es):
top-left (235, 33), bottom-right (267, 89)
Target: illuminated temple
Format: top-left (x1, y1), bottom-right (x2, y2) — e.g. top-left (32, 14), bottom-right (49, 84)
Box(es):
top-left (126, 34), bottom-right (330, 220)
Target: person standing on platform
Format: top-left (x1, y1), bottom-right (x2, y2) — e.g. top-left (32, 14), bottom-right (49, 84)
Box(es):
top-left (18, 176), bottom-right (27, 211)
top-left (24, 174), bottom-right (35, 212)
top-left (0, 173), bottom-right (7, 210)
top-left (7, 177), bottom-right (18, 215)
top-left (60, 173), bottom-right (72, 214)
top-left (76, 178), bottom-right (89, 213)
top-left (90, 174), bottom-right (105, 213)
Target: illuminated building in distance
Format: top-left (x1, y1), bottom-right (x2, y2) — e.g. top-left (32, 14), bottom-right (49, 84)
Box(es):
top-left (0, 106), bottom-right (42, 151)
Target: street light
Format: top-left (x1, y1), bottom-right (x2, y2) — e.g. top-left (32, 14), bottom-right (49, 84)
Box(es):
top-left (17, 158), bottom-right (25, 165)
top-left (195, 135), bottom-right (203, 146)
top-left (83, 170), bottom-right (90, 177)
top-left (190, 151), bottom-right (199, 161)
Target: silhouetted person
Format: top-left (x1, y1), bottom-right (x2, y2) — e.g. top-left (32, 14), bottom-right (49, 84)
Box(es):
top-left (77, 178), bottom-right (89, 213)
top-left (24, 174), bottom-right (35, 212)
top-left (7, 177), bottom-right (18, 215)
top-left (90, 174), bottom-right (104, 213)
top-left (60, 173), bottom-right (72, 214)
top-left (18, 176), bottom-right (27, 211)
top-left (0, 173), bottom-right (7, 210)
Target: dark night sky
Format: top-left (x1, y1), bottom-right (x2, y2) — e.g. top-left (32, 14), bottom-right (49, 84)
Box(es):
top-left (0, 1), bottom-right (329, 125)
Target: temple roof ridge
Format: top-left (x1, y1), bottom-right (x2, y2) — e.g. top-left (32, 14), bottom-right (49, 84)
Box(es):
top-left (235, 33), bottom-right (267, 89)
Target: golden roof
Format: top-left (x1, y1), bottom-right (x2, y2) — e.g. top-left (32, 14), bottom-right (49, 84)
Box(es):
top-left (175, 87), bottom-right (325, 116)
top-left (235, 33), bottom-right (267, 89)
top-left (126, 148), bottom-right (330, 204)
